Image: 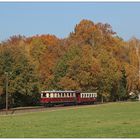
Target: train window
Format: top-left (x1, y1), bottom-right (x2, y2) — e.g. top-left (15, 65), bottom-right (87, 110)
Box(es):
top-left (48, 93), bottom-right (50, 98)
top-left (58, 93), bottom-right (60, 97)
top-left (46, 93), bottom-right (48, 98)
top-left (51, 93), bottom-right (54, 98)
top-left (69, 93), bottom-right (71, 97)
top-left (59, 93), bottom-right (61, 97)
top-left (66, 93), bottom-right (68, 97)
top-left (50, 93), bottom-right (52, 98)
top-left (43, 93), bottom-right (46, 97)
top-left (67, 93), bottom-right (69, 97)
top-left (56, 93), bottom-right (58, 97)
top-left (83, 94), bottom-right (85, 98)
top-left (62, 93), bottom-right (64, 97)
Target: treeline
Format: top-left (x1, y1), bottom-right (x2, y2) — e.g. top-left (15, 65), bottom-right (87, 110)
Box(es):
top-left (0, 19), bottom-right (140, 108)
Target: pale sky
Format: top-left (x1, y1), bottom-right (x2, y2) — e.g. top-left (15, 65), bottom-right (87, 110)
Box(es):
top-left (0, 2), bottom-right (140, 41)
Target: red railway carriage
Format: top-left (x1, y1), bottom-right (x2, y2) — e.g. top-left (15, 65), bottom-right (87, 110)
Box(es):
top-left (40, 91), bottom-right (79, 106)
top-left (76, 92), bottom-right (97, 104)
top-left (40, 90), bottom-right (97, 106)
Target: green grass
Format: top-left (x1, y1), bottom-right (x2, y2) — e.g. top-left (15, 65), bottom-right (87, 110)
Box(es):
top-left (0, 102), bottom-right (140, 138)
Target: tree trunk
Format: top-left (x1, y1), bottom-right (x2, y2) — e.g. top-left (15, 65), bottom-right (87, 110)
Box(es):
top-left (101, 95), bottom-right (104, 103)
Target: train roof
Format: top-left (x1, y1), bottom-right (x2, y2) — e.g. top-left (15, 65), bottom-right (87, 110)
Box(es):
top-left (41, 91), bottom-right (97, 94)
top-left (41, 90), bottom-right (78, 93)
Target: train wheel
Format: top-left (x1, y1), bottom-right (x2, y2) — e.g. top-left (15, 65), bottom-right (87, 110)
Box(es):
top-left (48, 103), bottom-right (54, 107)
top-left (43, 103), bottom-right (49, 107)
top-left (74, 102), bottom-right (78, 106)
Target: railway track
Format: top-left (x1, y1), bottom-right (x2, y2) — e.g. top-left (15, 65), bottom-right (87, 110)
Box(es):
top-left (0, 103), bottom-right (100, 115)
top-left (0, 102), bottom-right (131, 116)
top-left (0, 103), bottom-right (107, 116)
top-left (0, 106), bottom-right (45, 115)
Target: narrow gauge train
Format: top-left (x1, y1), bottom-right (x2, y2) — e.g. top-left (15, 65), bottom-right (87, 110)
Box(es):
top-left (40, 90), bottom-right (97, 106)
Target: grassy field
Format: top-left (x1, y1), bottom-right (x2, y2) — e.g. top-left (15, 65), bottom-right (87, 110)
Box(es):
top-left (0, 102), bottom-right (140, 138)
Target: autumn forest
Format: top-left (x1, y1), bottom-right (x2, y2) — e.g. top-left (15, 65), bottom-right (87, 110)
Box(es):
top-left (0, 19), bottom-right (140, 108)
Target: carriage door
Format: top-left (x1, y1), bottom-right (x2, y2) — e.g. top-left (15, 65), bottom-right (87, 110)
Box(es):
top-left (76, 92), bottom-right (80, 103)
